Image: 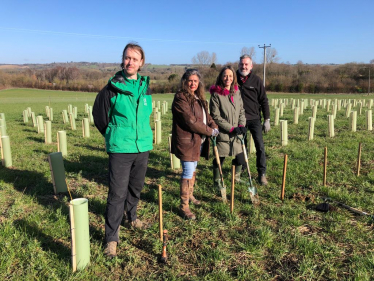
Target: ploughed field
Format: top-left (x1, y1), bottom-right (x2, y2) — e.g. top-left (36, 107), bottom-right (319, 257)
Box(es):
top-left (1, 88), bottom-right (374, 280)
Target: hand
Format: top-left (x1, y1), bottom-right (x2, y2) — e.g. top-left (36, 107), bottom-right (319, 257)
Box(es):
top-left (263, 119), bottom-right (271, 133)
top-left (232, 127), bottom-right (242, 135)
top-left (240, 127), bottom-right (247, 135)
top-left (211, 128), bottom-right (219, 137)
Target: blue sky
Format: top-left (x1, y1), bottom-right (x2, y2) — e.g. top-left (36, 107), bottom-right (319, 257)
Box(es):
top-left (0, 0), bottom-right (373, 65)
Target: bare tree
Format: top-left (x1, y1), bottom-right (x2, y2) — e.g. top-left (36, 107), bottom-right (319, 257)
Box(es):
top-left (192, 51), bottom-right (214, 66)
top-left (240, 46), bottom-right (256, 61)
top-left (210, 52), bottom-right (217, 65)
top-left (265, 47), bottom-right (280, 64)
top-left (370, 59), bottom-right (374, 64)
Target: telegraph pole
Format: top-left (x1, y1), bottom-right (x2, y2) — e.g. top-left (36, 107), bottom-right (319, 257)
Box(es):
top-left (258, 44), bottom-right (271, 87)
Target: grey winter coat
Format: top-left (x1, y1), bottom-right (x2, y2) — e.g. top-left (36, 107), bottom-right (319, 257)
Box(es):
top-left (209, 85), bottom-right (246, 157)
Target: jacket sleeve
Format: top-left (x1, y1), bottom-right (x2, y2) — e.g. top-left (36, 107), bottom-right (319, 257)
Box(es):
top-left (258, 81), bottom-right (270, 120)
top-left (92, 85), bottom-right (116, 135)
top-left (237, 91), bottom-right (246, 126)
top-left (209, 93), bottom-right (232, 133)
top-left (173, 93), bottom-right (214, 136)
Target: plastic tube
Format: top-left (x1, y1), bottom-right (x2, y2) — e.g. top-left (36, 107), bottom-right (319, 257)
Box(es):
top-left (367, 110), bottom-right (372, 131)
top-left (328, 115), bottom-right (335, 137)
top-left (1, 136), bottom-right (12, 167)
top-left (37, 116), bottom-right (44, 133)
top-left (44, 121), bottom-right (52, 144)
top-left (48, 152), bottom-right (68, 193)
top-left (70, 198), bottom-right (90, 271)
top-left (82, 118), bottom-right (90, 138)
top-left (57, 131), bottom-right (67, 157)
top-left (308, 117), bottom-right (315, 141)
top-left (70, 114), bottom-right (76, 131)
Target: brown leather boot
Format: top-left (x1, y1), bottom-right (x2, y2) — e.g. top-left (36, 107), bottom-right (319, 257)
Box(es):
top-left (189, 172), bottom-right (201, 205)
top-left (180, 179), bottom-right (196, 220)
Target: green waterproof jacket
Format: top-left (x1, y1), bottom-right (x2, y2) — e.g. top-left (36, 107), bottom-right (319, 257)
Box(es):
top-left (93, 71), bottom-right (153, 153)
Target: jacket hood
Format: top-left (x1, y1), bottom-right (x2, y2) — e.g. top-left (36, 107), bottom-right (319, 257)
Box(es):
top-left (209, 85), bottom-right (238, 96)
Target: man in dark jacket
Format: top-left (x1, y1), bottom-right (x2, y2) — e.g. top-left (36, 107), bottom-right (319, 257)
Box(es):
top-left (236, 54), bottom-right (270, 185)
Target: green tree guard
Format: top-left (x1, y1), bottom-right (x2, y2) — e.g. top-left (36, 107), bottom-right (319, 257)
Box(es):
top-left (57, 131), bottom-right (67, 157)
top-left (1, 136), bottom-right (12, 167)
top-left (308, 117), bottom-right (315, 141)
top-left (49, 108), bottom-right (53, 121)
top-left (31, 112), bottom-right (37, 127)
top-left (62, 110), bottom-right (69, 124)
top-left (68, 104), bottom-right (73, 114)
top-left (248, 132), bottom-right (256, 154)
top-left (0, 113), bottom-right (6, 130)
top-left (168, 134), bottom-right (180, 169)
top-left (84, 103), bottom-right (89, 114)
top-left (300, 101), bottom-right (304, 115)
top-left (367, 110), bottom-right (372, 131)
top-left (350, 111), bottom-right (357, 132)
top-left (157, 112), bottom-right (161, 121)
top-left (358, 102), bottom-right (363, 115)
top-left (155, 120), bottom-right (162, 144)
top-left (23, 110), bottom-right (29, 123)
top-left (312, 105), bottom-right (317, 119)
top-left (37, 116), bottom-right (44, 133)
top-left (274, 108), bottom-right (280, 126)
top-left (45, 121), bottom-right (52, 144)
top-left (346, 103), bottom-right (352, 118)
top-left (337, 99), bottom-right (341, 111)
top-left (280, 103), bottom-right (285, 117)
top-left (328, 115), bottom-right (335, 138)
top-left (70, 114), bottom-right (76, 131)
top-left (48, 152), bottom-right (68, 193)
top-left (165, 102), bottom-right (168, 113)
top-left (157, 100), bottom-right (161, 110)
top-left (368, 99), bottom-right (373, 109)
top-left (88, 106), bottom-right (93, 123)
top-left (45, 106), bottom-right (50, 118)
top-left (280, 120), bottom-right (288, 146)
top-left (82, 118), bottom-right (90, 138)
top-left (73, 107), bottom-right (78, 119)
top-left (27, 107), bottom-right (32, 117)
top-left (293, 107), bottom-right (299, 124)
top-left (0, 119), bottom-right (6, 137)
top-left (327, 100), bottom-right (331, 112)
top-left (69, 198), bottom-right (90, 271)
top-left (332, 103), bottom-right (337, 119)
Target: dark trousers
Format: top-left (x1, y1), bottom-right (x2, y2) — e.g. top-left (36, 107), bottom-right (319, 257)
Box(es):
top-left (244, 119), bottom-right (266, 175)
top-left (105, 151), bottom-right (149, 243)
top-left (212, 152), bottom-right (246, 168)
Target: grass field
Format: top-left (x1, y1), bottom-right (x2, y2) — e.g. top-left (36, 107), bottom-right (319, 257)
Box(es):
top-left (0, 88), bottom-right (374, 280)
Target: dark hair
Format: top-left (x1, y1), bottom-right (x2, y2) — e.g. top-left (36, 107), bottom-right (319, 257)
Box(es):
top-left (215, 65), bottom-right (238, 93)
top-left (178, 69), bottom-right (207, 107)
top-left (120, 42), bottom-right (145, 70)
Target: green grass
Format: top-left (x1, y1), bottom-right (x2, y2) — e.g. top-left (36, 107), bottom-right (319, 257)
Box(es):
top-left (1, 89), bottom-right (374, 280)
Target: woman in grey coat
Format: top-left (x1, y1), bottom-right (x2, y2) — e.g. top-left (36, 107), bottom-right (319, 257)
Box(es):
top-left (209, 65), bottom-right (247, 190)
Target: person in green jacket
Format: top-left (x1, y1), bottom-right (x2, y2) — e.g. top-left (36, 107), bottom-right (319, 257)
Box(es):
top-left (93, 43), bottom-right (153, 258)
top-left (209, 65), bottom-right (247, 191)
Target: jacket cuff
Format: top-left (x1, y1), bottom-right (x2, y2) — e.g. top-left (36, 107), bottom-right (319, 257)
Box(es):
top-left (229, 127), bottom-right (234, 133)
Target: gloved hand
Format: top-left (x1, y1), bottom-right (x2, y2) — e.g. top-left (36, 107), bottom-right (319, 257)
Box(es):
top-left (211, 128), bottom-right (219, 137)
top-left (263, 119), bottom-right (271, 133)
top-left (232, 127), bottom-right (242, 135)
top-left (240, 127), bottom-right (247, 135)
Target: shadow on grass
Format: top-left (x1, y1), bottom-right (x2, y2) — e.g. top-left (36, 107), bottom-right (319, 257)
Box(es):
top-left (73, 143), bottom-right (105, 152)
top-left (27, 136), bottom-right (45, 143)
top-left (13, 218), bottom-right (71, 262)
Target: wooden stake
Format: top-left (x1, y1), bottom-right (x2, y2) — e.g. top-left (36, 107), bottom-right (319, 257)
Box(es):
top-left (281, 154), bottom-right (288, 200)
top-left (158, 184), bottom-right (163, 241)
top-left (231, 165), bottom-right (235, 213)
top-left (357, 142), bottom-right (362, 176)
top-left (323, 147), bottom-right (327, 186)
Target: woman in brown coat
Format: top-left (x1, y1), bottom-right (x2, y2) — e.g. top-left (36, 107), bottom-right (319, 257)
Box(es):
top-left (209, 65), bottom-right (247, 191)
top-left (171, 69), bottom-right (218, 220)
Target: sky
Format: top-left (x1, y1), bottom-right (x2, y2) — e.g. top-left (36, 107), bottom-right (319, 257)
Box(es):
top-left (0, 0), bottom-right (373, 65)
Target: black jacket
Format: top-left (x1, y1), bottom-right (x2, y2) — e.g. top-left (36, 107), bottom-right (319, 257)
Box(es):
top-left (236, 71), bottom-right (270, 121)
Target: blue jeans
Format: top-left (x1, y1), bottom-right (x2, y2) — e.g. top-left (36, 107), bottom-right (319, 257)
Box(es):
top-left (181, 160), bottom-right (198, 179)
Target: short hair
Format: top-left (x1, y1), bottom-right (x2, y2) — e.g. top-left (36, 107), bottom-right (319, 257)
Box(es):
top-left (215, 65), bottom-right (238, 93)
top-left (121, 42), bottom-right (145, 70)
top-left (239, 54), bottom-right (253, 62)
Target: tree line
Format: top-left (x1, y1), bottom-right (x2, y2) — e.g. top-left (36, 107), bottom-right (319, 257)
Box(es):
top-left (0, 61), bottom-right (372, 94)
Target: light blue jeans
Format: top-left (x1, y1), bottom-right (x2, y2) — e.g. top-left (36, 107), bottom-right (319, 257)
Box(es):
top-left (181, 161), bottom-right (198, 179)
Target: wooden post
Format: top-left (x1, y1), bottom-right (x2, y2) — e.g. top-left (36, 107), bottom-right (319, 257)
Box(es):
top-left (158, 184), bottom-right (163, 241)
top-left (231, 165), bottom-right (235, 214)
top-left (69, 204), bottom-right (77, 272)
top-left (281, 154), bottom-right (288, 200)
top-left (357, 143), bottom-right (362, 176)
top-left (323, 147), bottom-right (327, 186)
